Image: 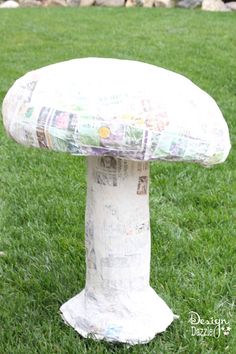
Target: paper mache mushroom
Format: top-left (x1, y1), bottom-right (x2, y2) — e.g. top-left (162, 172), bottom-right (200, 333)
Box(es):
top-left (2, 58), bottom-right (231, 345)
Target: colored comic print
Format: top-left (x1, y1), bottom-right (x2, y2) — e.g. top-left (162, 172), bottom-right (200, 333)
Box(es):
top-left (150, 131), bottom-right (211, 162)
top-left (50, 110), bottom-right (78, 131)
top-left (67, 115), bottom-right (146, 155)
top-left (36, 107), bottom-right (50, 148)
top-left (9, 95), bottom-right (229, 166)
top-left (18, 103), bottom-right (215, 164)
top-left (100, 125), bottom-right (144, 151)
top-left (34, 107), bottom-right (80, 152)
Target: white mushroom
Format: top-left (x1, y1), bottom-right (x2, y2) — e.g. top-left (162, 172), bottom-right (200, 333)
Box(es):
top-left (2, 58), bottom-right (231, 344)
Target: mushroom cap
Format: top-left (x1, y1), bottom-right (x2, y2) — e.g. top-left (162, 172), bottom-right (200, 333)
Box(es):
top-left (2, 58), bottom-right (231, 166)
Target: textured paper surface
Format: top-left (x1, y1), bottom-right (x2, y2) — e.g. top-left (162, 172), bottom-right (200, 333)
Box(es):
top-left (2, 58), bottom-right (231, 166)
top-left (60, 156), bottom-right (175, 344)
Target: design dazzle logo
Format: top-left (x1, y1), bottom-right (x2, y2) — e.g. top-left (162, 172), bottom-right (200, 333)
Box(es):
top-left (189, 311), bottom-right (231, 338)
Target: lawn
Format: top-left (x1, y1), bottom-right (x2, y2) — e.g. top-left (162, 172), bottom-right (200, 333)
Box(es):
top-left (0, 7), bottom-right (235, 354)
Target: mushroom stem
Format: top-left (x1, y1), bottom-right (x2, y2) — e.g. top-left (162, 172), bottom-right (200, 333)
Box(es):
top-left (60, 156), bottom-right (175, 344)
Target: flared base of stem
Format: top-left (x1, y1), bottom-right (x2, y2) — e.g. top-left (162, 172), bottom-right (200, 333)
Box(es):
top-left (60, 286), bottom-right (176, 345)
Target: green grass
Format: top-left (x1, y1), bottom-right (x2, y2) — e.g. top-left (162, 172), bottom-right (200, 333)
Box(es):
top-left (0, 7), bottom-right (236, 354)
